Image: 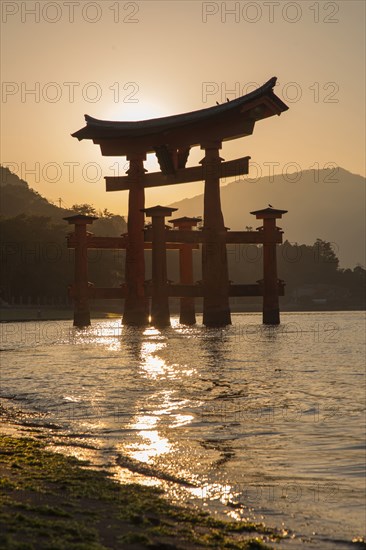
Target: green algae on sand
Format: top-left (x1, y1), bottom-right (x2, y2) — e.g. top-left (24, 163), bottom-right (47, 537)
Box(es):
top-left (0, 435), bottom-right (284, 549)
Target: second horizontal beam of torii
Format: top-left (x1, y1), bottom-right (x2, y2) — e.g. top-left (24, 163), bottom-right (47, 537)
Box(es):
top-left (105, 156), bottom-right (250, 191)
top-left (67, 228), bottom-right (282, 250)
top-left (144, 229), bottom-right (283, 245)
top-left (66, 235), bottom-right (199, 250)
top-left (66, 229), bottom-right (283, 249)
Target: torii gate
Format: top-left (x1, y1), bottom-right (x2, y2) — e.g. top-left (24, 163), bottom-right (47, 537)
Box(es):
top-left (71, 77), bottom-right (288, 327)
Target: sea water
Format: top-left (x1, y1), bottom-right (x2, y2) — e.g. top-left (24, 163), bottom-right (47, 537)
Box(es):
top-left (0, 312), bottom-right (365, 548)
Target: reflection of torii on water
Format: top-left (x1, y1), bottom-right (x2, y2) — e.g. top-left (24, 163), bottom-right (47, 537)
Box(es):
top-left (68, 77), bottom-right (289, 328)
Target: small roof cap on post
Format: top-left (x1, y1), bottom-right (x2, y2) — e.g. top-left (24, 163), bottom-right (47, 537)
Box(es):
top-left (143, 205), bottom-right (178, 218)
top-left (250, 207), bottom-right (287, 219)
top-left (63, 214), bottom-right (98, 224)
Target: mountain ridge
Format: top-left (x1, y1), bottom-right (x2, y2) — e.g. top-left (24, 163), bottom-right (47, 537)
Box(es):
top-left (169, 167), bottom-right (365, 268)
top-left (0, 166), bottom-right (70, 219)
top-left (0, 165), bottom-right (127, 236)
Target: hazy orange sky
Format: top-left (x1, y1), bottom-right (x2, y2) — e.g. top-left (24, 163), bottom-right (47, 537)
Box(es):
top-left (1, 0), bottom-right (365, 215)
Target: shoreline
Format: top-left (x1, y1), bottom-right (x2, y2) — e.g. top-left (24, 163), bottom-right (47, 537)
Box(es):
top-left (1, 385), bottom-right (364, 549)
top-left (0, 431), bottom-right (283, 549)
top-left (0, 401), bottom-right (285, 548)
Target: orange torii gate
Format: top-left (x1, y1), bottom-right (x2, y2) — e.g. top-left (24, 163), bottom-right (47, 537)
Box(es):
top-left (65, 206), bottom-right (287, 327)
top-left (70, 77), bottom-right (289, 327)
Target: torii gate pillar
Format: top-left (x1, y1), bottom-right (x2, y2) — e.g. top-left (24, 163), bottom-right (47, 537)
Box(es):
top-left (64, 214), bottom-right (97, 327)
top-left (251, 207), bottom-right (287, 325)
top-left (123, 153), bottom-right (149, 326)
top-left (144, 205), bottom-right (177, 327)
top-left (169, 216), bottom-right (201, 325)
top-left (201, 141), bottom-right (231, 327)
